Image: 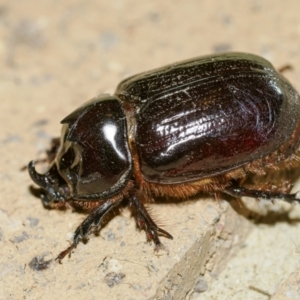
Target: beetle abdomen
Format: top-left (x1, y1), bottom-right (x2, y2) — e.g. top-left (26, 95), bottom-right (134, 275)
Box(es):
top-left (117, 53), bottom-right (300, 183)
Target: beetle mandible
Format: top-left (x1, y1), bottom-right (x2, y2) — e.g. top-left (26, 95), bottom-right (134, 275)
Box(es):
top-left (28, 52), bottom-right (300, 262)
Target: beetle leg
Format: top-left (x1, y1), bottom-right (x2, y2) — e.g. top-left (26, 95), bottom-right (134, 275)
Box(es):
top-left (56, 200), bottom-right (119, 263)
top-left (224, 181), bottom-right (300, 204)
top-left (129, 195), bottom-right (173, 250)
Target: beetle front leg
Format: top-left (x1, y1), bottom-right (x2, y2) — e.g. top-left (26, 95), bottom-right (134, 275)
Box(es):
top-left (129, 195), bottom-right (173, 250)
top-left (224, 181), bottom-right (300, 204)
top-left (56, 200), bottom-right (120, 262)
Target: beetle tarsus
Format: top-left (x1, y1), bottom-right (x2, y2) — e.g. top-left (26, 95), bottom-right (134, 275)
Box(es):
top-left (56, 243), bottom-right (77, 263)
top-left (154, 243), bottom-right (168, 253)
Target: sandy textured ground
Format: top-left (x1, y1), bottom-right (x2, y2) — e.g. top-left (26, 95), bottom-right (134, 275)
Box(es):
top-left (2, 1), bottom-right (300, 299)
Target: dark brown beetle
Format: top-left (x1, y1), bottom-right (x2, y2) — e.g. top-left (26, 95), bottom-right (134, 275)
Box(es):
top-left (28, 52), bottom-right (300, 262)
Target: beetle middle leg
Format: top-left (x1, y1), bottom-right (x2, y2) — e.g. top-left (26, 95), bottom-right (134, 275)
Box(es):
top-left (129, 195), bottom-right (173, 250)
top-left (56, 200), bottom-right (120, 262)
top-left (224, 181), bottom-right (300, 204)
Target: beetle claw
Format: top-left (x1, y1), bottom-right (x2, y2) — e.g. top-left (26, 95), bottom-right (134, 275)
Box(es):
top-left (130, 195), bottom-right (173, 248)
top-left (154, 243), bottom-right (169, 255)
top-left (56, 243), bottom-right (77, 263)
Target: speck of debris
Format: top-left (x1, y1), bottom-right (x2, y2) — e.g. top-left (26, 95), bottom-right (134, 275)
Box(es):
top-left (1, 135), bottom-right (22, 144)
top-left (27, 217), bottom-right (39, 227)
top-left (32, 119), bottom-right (48, 127)
top-left (105, 230), bottom-right (116, 241)
top-left (29, 252), bottom-right (52, 271)
top-left (147, 12), bottom-right (160, 23)
top-left (30, 74), bottom-right (52, 85)
top-left (100, 31), bottom-right (119, 50)
top-left (213, 43), bottom-right (232, 53)
top-left (13, 231), bottom-right (29, 243)
top-left (104, 272), bottom-right (125, 287)
top-left (131, 283), bottom-right (143, 291)
top-left (11, 19), bottom-right (46, 48)
top-left (221, 14), bottom-right (232, 25)
top-left (35, 129), bottom-right (51, 139)
top-left (0, 5), bottom-right (7, 17)
top-left (194, 276), bottom-right (208, 293)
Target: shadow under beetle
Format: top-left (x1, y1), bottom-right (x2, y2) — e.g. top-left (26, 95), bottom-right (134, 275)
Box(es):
top-left (28, 52), bottom-right (300, 262)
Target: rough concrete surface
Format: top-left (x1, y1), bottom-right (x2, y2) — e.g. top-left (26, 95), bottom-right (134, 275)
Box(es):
top-left (2, 1), bottom-right (300, 299)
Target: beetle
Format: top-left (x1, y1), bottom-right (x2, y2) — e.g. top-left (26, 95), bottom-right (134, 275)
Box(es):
top-left (28, 52), bottom-right (300, 262)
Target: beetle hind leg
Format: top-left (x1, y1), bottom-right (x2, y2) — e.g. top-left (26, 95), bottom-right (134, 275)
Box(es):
top-left (224, 181), bottom-right (300, 204)
top-left (129, 195), bottom-right (173, 250)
